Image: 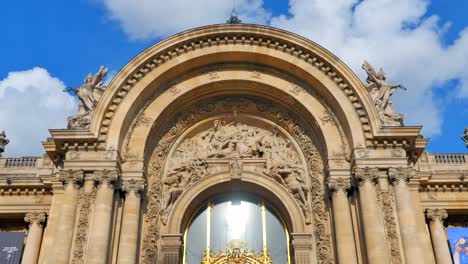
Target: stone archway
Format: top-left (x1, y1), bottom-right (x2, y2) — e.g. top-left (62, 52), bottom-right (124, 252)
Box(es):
top-left (139, 96), bottom-right (333, 264)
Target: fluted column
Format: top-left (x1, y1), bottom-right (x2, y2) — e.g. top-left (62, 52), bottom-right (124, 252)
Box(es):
top-left (22, 212), bottom-right (46, 264)
top-left (388, 167), bottom-right (425, 263)
top-left (54, 170), bottom-right (84, 263)
top-left (426, 209), bottom-right (451, 264)
top-left (354, 167), bottom-right (390, 264)
top-left (328, 177), bottom-right (358, 264)
top-left (86, 170), bottom-right (119, 263)
top-left (117, 179), bottom-right (145, 264)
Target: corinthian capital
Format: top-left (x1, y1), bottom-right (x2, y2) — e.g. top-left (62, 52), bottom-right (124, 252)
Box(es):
top-left (327, 177), bottom-right (352, 193)
top-left (354, 167), bottom-right (379, 185)
top-left (94, 169), bottom-right (119, 189)
top-left (426, 209), bottom-right (448, 223)
top-left (388, 167), bottom-right (414, 184)
top-left (58, 170), bottom-right (84, 189)
top-left (121, 179), bottom-right (146, 197)
top-left (24, 212), bottom-right (47, 226)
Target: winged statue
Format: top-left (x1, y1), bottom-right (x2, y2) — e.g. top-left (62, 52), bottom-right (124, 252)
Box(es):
top-left (362, 61), bottom-right (405, 126)
top-left (66, 65), bottom-right (109, 129)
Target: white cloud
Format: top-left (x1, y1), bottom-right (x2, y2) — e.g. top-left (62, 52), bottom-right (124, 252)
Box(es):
top-left (100, 0), bottom-right (271, 39)
top-left (270, 0), bottom-right (468, 136)
top-left (0, 68), bottom-right (76, 156)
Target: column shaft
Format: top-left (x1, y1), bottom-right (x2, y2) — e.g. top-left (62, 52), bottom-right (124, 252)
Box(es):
top-left (328, 178), bottom-right (358, 264)
top-left (427, 209), bottom-right (451, 264)
top-left (355, 168), bottom-right (390, 264)
top-left (22, 213), bottom-right (46, 264)
top-left (86, 170), bottom-right (118, 263)
top-left (117, 179), bottom-right (145, 264)
top-left (53, 183), bottom-right (81, 263)
top-left (390, 168), bottom-right (425, 263)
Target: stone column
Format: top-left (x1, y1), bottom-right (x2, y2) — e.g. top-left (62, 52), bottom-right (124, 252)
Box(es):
top-left (354, 167), bottom-right (390, 264)
top-left (22, 212), bottom-right (46, 264)
top-left (328, 177), bottom-right (358, 264)
top-left (86, 170), bottom-right (119, 263)
top-left (388, 167), bottom-right (425, 263)
top-left (117, 179), bottom-right (145, 264)
top-left (426, 209), bottom-right (451, 264)
top-left (54, 170), bottom-right (84, 263)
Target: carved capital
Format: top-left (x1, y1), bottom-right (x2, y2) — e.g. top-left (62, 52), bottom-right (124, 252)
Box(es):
top-left (121, 179), bottom-right (146, 197)
top-left (58, 169), bottom-right (84, 189)
top-left (24, 212), bottom-right (47, 226)
top-left (426, 209), bottom-right (448, 223)
top-left (94, 169), bottom-right (119, 189)
top-left (327, 177), bottom-right (352, 193)
top-left (388, 167), bottom-right (414, 184)
top-left (354, 167), bottom-right (379, 185)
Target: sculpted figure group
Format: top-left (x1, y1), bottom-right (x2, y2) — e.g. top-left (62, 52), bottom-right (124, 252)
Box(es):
top-left (362, 61), bottom-right (405, 126)
top-left (66, 65), bottom-right (109, 129)
top-left (162, 118), bottom-right (311, 223)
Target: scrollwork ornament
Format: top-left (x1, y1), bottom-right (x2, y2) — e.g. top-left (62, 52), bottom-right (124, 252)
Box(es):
top-left (121, 179), bottom-right (146, 197)
top-left (426, 208), bottom-right (448, 223)
top-left (24, 212), bottom-right (47, 226)
top-left (354, 167), bottom-right (379, 185)
top-left (58, 169), bottom-right (84, 189)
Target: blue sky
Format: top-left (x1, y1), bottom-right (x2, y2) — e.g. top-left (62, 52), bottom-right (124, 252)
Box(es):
top-left (1, 0), bottom-right (467, 156)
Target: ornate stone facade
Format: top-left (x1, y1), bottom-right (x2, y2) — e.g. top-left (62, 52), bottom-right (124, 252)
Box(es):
top-left (0, 23), bottom-right (466, 264)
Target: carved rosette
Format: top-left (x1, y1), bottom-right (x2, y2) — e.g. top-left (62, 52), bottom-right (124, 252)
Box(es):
top-left (354, 167), bottom-right (379, 185)
top-left (58, 170), bottom-right (84, 189)
top-left (93, 169), bottom-right (119, 189)
top-left (426, 209), bottom-right (448, 223)
top-left (327, 177), bottom-right (352, 193)
top-left (388, 167), bottom-right (414, 184)
top-left (24, 212), bottom-right (46, 226)
top-left (121, 179), bottom-right (146, 197)
top-left (139, 97), bottom-right (334, 264)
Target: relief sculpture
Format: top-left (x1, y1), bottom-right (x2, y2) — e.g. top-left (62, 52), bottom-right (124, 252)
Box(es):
top-left (161, 116), bottom-right (311, 224)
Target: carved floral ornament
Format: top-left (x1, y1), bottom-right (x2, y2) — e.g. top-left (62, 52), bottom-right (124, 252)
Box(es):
top-left (426, 208), bottom-right (448, 222)
top-left (140, 96), bottom-right (334, 264)
top-left (58, 169), bottom-right (84, 188)
top-left (24, 212), bottom-right (47, 225)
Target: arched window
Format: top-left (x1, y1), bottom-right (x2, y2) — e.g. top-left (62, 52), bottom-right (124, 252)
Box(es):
top-left (184, 193), bottom-right (290, 264)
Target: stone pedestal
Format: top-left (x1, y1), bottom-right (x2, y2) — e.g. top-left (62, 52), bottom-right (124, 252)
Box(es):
top-left (117, 179), bottom-right (145, 264)
top-left (22, 212), bottom-right (46, 264)
top-left (291, 233), bottom-right (314, 264)
top-left (53, 170), bottom-right (83, 263)
top-left (159, 234), bottom-right (183, 264)
top-left (86, 170), bottom-right (119, 263)
top-left (354, 167), bottom-right (390, 264)
top-left (328, 177), bottom-right (358, 264)
top-left (426, 209), bottom-right (451, 264)
top-left (389, 167), bottom-right (425, 263)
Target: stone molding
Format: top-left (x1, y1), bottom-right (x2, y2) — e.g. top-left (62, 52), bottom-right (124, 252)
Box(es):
top-left (426, 209), bottom-right (448, 223)
top-left (388, 167), bottom-right (414, 184)
top-left (58, 170), bottom-right (84, 189)
top-left (354, 167), bottom-right (379, 185)
top-left (93, 169), bottom-right (119, 189)
top-left (121, 179), bottom-right (146, 197)
top-left (327, 177), bottom-right (352, 193)
top-left (24, 212), bottom-right (47, 226)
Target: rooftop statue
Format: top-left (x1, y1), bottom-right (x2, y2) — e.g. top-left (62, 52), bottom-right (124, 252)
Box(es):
top-left (362, 61), bottom-right (406, 126)
top-left (65, 65), bottom-right (108, 129)
top-left (462, 128), bottom-right (468, 148)
top-left (0, 131), bottom-right (9, 157)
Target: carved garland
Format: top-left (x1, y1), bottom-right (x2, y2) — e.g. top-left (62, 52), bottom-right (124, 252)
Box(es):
top-left (141, 96), bottom-right (333, 264)
top-left (376, 186), bottom-right (402, 263)
top-left (72, 187), bottom-right (97, 263)
top-left (97, 29), bottom-right (372, 145)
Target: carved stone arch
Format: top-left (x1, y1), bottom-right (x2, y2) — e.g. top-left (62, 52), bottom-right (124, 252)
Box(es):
top-left (92, 24), bottom-right (382, 157)
top-left (140, 96), bottom-right (334, 263)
